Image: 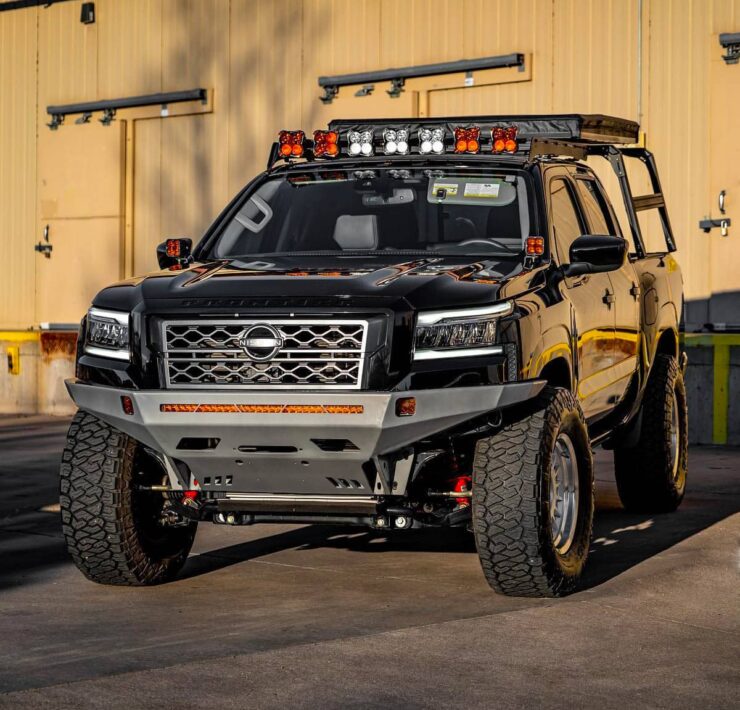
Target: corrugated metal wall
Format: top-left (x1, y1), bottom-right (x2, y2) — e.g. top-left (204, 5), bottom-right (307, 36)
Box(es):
top-left (1, 0), bottom-right (739, 328)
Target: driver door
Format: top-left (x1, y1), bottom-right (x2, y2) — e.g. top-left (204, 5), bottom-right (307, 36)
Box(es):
top-left (548, 173), bottom-right (615, 420)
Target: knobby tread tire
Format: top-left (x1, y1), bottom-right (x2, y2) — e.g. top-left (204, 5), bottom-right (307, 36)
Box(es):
top-left (472, 387), bottom-right (593, 598)
top-left (60, 411), bottom-right (196, 586)
top-left (614, 354), bottom-right (688, 513)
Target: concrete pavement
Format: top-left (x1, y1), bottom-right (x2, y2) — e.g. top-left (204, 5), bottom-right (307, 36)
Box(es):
top-left (0, 415), bottom-right (738, 708)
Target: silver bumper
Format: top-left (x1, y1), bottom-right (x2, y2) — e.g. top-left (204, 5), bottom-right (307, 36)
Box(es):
top-left (66, 380), bottom-right (544, 497)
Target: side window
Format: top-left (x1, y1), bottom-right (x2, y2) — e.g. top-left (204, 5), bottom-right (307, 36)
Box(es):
top-left (549, 178), bottom-right (585, 264)
top-left (575, 179), bottom-right (616, 236)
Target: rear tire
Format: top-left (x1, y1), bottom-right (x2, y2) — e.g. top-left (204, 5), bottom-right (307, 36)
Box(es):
top-left (472, 387), bottom-right (594, 597)
top-left (60, 411), bottom-right (196, 586)
top-left (614, 354), bottom-right (688, 513)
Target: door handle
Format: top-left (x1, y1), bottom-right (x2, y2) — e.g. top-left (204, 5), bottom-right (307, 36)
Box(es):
top-left (34, 224), bottom-right (53, 258)
top-left (602, 289), bottom-right (615, 306)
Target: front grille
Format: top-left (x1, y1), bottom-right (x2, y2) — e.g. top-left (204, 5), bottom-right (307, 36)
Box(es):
top-left (161, 319), bottom-right (368, 389)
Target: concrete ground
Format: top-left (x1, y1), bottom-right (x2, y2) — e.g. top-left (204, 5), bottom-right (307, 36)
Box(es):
top-left (0, 416), bottom-right (737, 709)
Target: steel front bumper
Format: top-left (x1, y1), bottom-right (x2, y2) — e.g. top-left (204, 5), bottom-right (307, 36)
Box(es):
top-left (66, 380), bottom-right (544, 497)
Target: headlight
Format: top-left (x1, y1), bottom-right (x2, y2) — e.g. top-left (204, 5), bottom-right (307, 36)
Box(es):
top-left (85, 308), bottom-right (131, 361)
top-left (414, 302), bottom-right (513, 360)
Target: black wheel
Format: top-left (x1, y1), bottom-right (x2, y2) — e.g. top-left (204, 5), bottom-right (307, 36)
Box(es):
top-left (60, 411), bottom-right (197, 586)
top-left (614, 353), bottom-right (688, 513)
top-left (472, 387), bottom-right (594, 597)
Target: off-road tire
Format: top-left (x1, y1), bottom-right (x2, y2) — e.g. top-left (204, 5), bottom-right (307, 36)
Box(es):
top-left (472, 387), bottom-right (593, 597)
top-left (60, 411), bottom-right (197, 586)
top-left (614, 354), bottom-right (688, 513)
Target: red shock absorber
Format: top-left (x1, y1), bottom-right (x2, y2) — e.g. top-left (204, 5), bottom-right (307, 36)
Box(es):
top-left (448, 475), bottom-right (472, 507)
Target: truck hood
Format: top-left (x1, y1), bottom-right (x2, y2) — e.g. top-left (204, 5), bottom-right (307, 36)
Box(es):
top-left (93, 254), bottom-right (544, 312)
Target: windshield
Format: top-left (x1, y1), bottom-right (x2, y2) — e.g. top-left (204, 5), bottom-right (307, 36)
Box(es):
top-left (208, 167), bottom-right (537, 259)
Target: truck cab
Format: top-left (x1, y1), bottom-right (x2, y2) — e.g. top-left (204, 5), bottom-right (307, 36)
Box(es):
top-left (60, 114), bottom-right (687, 597)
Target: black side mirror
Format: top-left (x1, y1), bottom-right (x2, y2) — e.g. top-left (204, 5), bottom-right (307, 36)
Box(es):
top-left (562, 235), bottom-right (627, 277)
top-left (157, 238), bottom-right (193, 270)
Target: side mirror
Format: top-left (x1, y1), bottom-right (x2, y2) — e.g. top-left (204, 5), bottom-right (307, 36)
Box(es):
top-left (157, 238), bottom-right (193, 270)
top-left (563, 235), bottom-right (627, 277)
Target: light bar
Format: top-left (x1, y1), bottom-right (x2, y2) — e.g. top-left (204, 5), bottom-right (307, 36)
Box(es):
top-left (160, 403), bottom-right (365, 414)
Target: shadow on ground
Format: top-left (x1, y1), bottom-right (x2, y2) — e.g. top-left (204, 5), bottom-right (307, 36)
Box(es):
top-left (2, 416), bottom-right (736, 594)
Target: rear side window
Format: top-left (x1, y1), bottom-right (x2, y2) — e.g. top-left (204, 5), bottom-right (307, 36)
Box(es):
top-left (549, 178), bottom-right (585, 264)
top-left (575, 179), bottom-right (615, 236)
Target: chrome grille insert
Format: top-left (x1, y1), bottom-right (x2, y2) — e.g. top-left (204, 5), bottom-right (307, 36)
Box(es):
top-left (161, 319), bottom-right (368, 389)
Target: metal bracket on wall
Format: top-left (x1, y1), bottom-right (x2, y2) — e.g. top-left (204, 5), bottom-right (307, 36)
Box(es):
top-left (318, 52), bottom-right (525, 104)
top-left (46, 88), bottom-right (208, 129)
top-left (720, 33), bottom-right (740, 64)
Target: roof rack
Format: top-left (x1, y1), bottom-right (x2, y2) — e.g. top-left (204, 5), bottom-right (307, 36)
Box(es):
top-left (328, 114), bottom-right (639, 146)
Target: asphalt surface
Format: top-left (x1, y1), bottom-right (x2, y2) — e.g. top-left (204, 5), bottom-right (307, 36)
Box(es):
top-left (0, 415), bottom-right (738, 709)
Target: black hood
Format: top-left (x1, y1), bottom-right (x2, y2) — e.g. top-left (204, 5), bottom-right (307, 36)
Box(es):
top-left (93, 254), bottom-right (542, 313)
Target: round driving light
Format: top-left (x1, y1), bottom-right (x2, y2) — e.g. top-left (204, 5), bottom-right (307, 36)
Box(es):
top-left (361, 142), bottom-right (372, 156)
top-left (420, 139), bottom-right (432, 153)
top-left (349, 142), bottom-right (362, 155)
top-left (348, 131), bottom-right (360, 143)
top-left (385, 140), bottom-right (397, 154)
top-left (432, 140), bottom-right (444, 153)
top-left (396, 140), bottom-right (408, 153)
top-left (419, 128), bottom-right (432, 141)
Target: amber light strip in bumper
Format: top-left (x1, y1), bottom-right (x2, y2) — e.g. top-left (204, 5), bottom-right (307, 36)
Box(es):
top-left (159, 403), bottom-right (364, 414)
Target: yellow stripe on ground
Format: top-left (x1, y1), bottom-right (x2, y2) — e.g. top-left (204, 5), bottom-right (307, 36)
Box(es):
top-left (713, 343), bottom-right (730, 445)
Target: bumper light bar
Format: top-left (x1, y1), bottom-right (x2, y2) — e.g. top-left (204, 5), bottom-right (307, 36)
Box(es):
top-left (159, 403), bottom-right (365, 414)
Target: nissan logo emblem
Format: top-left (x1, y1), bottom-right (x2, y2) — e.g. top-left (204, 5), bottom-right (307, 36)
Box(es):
top-left (237, 324), bottom-right (283, 361)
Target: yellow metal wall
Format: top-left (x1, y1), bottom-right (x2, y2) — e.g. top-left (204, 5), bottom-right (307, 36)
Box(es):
top-left (1, 0), bottom-right (739, 329)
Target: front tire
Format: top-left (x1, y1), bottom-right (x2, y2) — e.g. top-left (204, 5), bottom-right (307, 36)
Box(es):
top-left (60, 411), bottom-right (196, 586)
top-left (472, 387), bottom-right (594, 597)
top-left (614, 354), bottom-right (688, 513)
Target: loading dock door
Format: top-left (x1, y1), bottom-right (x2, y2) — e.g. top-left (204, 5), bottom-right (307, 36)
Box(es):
top-left (36, 122), bottom-right (124, 325)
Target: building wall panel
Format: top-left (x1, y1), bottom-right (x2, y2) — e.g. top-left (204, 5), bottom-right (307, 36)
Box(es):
top-left (0, 9), bottom-right (38, 328)
top-left (0, 0), bottom-right (739, 332)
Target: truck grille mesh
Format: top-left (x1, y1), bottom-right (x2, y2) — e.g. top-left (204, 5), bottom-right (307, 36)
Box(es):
top-left (161, 320), bottom-right (368, 389)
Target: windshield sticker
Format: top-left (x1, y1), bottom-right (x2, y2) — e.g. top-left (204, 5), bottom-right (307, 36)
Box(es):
top-left (431, 182), bottom-right (459, 197)
top-left (463, 182), bottom-right (500, 198)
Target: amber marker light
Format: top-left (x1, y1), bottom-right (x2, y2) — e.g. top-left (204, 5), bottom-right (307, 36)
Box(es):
top-left (395, 397), bottom-right (416, 417)
top-left (120, 395), bottom-right (135, 416)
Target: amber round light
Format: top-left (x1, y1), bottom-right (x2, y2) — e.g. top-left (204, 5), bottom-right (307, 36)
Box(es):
top-left (326, 131), bottom-right (338, 143)
top-left (291, 144), bottom-right (303, 156)
top-left (468, 139), bottom-right (479, 153)
top-left (455, 139), bottom-right (467, 152)
top-left (327, 143), bottom-right (339, 156)
top-left (493, 139), bottom-right (505, 153)
top-left (279, 143), bottom-right (292, 157)
top-left (505, 139), bottom-right (517, 153)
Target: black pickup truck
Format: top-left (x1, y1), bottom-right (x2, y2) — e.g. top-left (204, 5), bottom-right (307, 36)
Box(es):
top-left (60, 114), bottom-right (687, 597)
